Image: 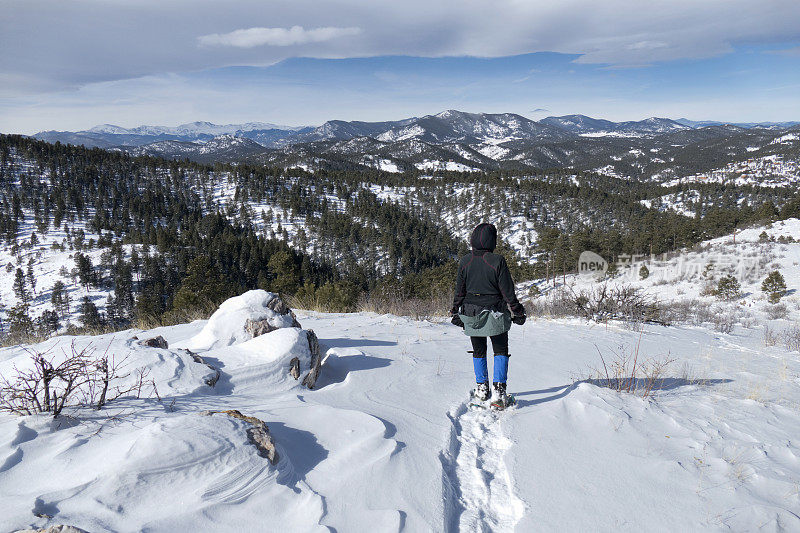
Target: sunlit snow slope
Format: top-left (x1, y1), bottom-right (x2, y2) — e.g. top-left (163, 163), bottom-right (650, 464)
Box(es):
top-left (1, 287), bottom-right (799, 531)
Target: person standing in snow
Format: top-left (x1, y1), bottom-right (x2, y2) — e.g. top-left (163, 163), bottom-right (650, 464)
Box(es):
top-left (451, 222), bottom-right (526, 409)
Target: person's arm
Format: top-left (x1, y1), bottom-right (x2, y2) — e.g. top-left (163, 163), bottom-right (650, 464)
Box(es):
top-left (498, 257), bottom-right (526, 318)
top-left (451, 259), bottom-right (467, 315)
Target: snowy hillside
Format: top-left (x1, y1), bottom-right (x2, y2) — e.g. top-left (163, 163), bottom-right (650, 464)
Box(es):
top-left (120, 135), bottom-right (267, 163)
top-left (528, 218), bottom-right (800, 332)
top-left (2, 279), bottom-right (799, 531)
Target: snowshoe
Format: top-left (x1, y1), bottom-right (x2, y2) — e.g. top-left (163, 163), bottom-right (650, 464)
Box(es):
top-left (490, 382), bottom-right (516, 411)
top-left (475, 382), bottom-right (491, 401)
top-left (489, 393), bottom-right (516, 411)
top-left (469, 382), bottom-right (492, 409)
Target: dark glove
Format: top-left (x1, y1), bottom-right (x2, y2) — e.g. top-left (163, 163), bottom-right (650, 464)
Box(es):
top-left (512, 314), bottom-right (527, 326)
top-left (451, 315), bottom-right (464, 328)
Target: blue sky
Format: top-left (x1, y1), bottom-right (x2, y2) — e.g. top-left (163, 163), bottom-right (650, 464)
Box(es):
top-left (1, 1), bottom-right (799, 133)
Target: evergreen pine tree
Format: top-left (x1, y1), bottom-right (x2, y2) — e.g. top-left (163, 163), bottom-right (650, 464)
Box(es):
top-left (170, 256), bottom-right (235, 315)
top-left (761, 270), bottom-right (787, 304)
top-left (13, 268), bottom-right (29, 303)
top-left (8, 303), bottom-right (34, 339)
top-left (51, 280), bottom-right (70, 318)
top-left (268, 250), bottom-right (301, 295)
top-left (37, 309), bottom-right (60, 336)
top-left (715, 275), bottom-right (741, 300)
top-left (79, 296), bottom-right (102, 329)
top-left (26, 259), bottom-right (36, 296)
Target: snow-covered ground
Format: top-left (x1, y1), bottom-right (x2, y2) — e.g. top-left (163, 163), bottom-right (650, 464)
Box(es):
top-left (640, 190), bottom-right (701, 217)
top-left (2, 280), bottom-right (800, 531)
top-left (0, 212), bottom-right (123, 327)
top-left (414, 160), bottom-right (480, 173)
top-left (661, 154), bottom-right (800, 188)
top-left (367, 182), bottom-right (539, 262)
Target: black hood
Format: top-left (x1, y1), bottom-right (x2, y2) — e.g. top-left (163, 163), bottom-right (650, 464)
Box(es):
top-left (470, 223), bottom-right (497, 252)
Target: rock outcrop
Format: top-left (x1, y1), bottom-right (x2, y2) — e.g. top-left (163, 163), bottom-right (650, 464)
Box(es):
top-left (188, 290), bottom-right (301, 350)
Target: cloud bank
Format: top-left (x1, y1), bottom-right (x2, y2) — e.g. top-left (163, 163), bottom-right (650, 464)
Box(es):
top-left (1, 0), bottom-right (799, 132)
top-left (198, 26), bottom-right (361, 48)
top-left (2, 0), bottom-right (800, 96)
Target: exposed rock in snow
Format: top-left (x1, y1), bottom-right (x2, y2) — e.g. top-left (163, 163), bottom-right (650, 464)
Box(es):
top-left (15, 526), bottom-right (90, 533)
top-left (201, 410), bottom-right (279, 464)
top-left (184, 349), bottom-right (221, 387)
top-left (288, 356), bottom-right (301, 379)
top-left (301, 330), bottom-right (323, 389)
top-left (244, 318), bottom-right (279, 338)
top-left (138, 335), bottom-right (169, 349)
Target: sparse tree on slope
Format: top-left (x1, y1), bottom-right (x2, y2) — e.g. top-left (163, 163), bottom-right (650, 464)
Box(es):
top-left (761, 270), bottom-right (787, 304)
top-left (716, 275), bottom-right (741, 301)
top-left (13, 268), bottom-right (29, 304)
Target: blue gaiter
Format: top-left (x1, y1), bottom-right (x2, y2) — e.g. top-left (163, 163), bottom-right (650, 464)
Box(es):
top-left (473, 357), bottom-right (488, 383)
top-left (493, 355), bottom-right (509, 383)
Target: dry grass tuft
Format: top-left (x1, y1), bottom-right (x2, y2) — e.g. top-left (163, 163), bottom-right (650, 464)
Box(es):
top-left (587, 334), bottom-right (676, 398)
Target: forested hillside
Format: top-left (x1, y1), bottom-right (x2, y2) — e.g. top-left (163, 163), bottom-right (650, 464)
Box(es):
top-left (2, 134), bottom-right (800, 340)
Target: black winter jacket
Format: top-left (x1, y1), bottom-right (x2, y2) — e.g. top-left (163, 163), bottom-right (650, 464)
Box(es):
top-left (451, 223), bottom-right (525, 317)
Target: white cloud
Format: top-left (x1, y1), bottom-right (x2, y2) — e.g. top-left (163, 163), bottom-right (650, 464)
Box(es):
top-left (198, 26), bottom-right (361, 48)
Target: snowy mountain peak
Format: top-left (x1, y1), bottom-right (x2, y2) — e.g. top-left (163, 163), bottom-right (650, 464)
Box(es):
top-left (87, 124), bottom-right (130, 134)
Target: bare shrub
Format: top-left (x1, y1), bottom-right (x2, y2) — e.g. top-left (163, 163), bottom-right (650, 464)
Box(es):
top-left (784, 324), bottom-right (800, 352)
top-left (660, 299), bottom-right (713, 326)
top-left (700, 280), bottom-right (717, 297)
top-left (740, 313), bottom-right (757, 329)
top-left (694, 301), bottom-right (716, 324)
top-left (711, 308), bottom-right (737, 334)
top-left (565, 284), bottom-right (663, 326)
top-left (764, 325), bottom-right (779, 347)
top-left (526, 288), bottom-right (576, 319)
top-left (587, 339), bottom-right (676, 398)
top-left (0, 341), bottom-right (149, 418)
top-left (0, 343), bottom-right (92, 417)
top-left (84, 352), bottom-right (152, 410)
top-left (765, 303), bottom-right (789, 320)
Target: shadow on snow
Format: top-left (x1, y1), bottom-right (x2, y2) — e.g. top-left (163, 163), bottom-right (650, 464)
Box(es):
top-left (513, 377), bottom-right (733, 408)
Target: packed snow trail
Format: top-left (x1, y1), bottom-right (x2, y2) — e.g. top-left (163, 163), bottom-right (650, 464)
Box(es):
top-left (441, 403), bottom-right (524, 532)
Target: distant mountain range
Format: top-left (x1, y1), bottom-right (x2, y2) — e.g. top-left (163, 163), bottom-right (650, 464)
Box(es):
top-left (34, 121), bottom-right (312, 150)
top-left (29, 110), bottom-right (800, 176)
top-left (35, 112), bottom-right (696, 149)
top-left (675, 118), bottom-right (800, 130)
